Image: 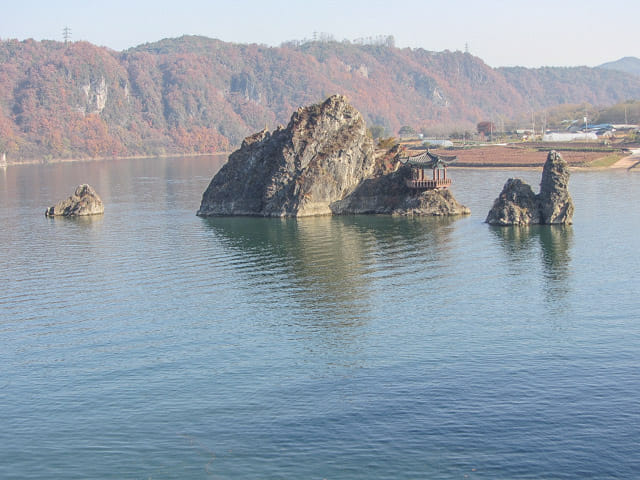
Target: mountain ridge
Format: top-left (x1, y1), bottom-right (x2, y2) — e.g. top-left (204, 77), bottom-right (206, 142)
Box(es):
top-left (598, 56), bottom-right (640, 76)
top-left (1, 35), bottom-right (639, 161)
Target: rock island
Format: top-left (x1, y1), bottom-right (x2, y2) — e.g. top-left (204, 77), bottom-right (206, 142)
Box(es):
top-left (197, 95), bottom-right (470, 218)
top-left (486, 150), bottom-right (574, 225)
top-left (45, 184), bottom-right (105, 217)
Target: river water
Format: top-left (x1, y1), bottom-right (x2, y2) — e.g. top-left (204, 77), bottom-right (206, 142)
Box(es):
top-left (1, 156), bottom-right (638, 479)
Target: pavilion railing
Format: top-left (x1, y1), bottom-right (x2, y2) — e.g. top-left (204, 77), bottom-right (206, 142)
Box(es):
top-left (406, 178), bottom-right (452, 189)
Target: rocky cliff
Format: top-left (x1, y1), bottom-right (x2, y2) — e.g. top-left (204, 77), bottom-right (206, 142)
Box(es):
top-left (486, 151), bottom-right (574, 225)
top-left (197, 95), bottom-right (375, 217)
top-left (197, 96), bottom-right (470, 218)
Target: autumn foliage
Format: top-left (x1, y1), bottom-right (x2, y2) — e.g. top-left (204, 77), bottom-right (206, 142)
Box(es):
top-left (1, 36), bottom-right (639, 161)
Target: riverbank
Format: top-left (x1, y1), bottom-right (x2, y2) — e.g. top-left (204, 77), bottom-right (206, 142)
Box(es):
top-left (0, 151), bottom-right (232, 167)
top-left (610, 149), bottom-right (640, 169)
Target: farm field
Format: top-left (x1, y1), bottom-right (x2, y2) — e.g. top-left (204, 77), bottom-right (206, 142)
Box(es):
top-left (452, 145), bottom-right (615, 167)
top-left (402, 143), bottom-right (629, 168)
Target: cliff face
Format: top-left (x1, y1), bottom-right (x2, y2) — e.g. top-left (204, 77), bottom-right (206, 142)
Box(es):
top-left (198, 96), bottom-right (470, 218)
top-left (486, 151), bottom-right (574, 225)
top-left (197, 95), bottom-right (375, 217)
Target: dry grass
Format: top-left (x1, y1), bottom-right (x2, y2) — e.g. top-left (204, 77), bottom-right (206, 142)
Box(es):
top-left (588, 153), bottom-right (625, 168)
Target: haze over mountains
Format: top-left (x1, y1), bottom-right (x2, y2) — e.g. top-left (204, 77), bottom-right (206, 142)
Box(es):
top-left (598, 57), bottom-right (640, 76)
top-left (1, 35), bottom-right (639, 161)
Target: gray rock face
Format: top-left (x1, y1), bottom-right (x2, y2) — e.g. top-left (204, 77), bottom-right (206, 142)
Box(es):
top-left (486, 150), bottom-right (574, 225)
top-left (539, 150), bottom-right (574, 224)
top-left (484, 178), bottom-right (541, 226)
top-left (331, 165), bottom-right (470, 216)
top-left (45, 184), bottom-right (104, 217)
top-left (197, 95), bottom-right (376, 217)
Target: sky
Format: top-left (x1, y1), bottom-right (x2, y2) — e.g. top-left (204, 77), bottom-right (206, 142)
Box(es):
top-left (1, 0), bottom-right (637, 68)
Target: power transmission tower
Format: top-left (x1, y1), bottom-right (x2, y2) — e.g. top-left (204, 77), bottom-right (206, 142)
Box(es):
top-left (63, 26), bottom-right (71, 44)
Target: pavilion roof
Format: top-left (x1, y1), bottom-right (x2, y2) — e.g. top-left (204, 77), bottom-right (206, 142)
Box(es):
top-left (398, 149), bottom-right (457, 168)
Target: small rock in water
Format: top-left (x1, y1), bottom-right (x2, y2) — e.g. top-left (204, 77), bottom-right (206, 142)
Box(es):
top-left (45, 184), bottom-right (104, 217)
top-left (486, 150), bottom-right (573, 225)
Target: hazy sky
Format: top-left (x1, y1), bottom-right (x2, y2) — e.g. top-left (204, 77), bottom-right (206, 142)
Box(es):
top-left (1, 0), bottom-right (637, 68)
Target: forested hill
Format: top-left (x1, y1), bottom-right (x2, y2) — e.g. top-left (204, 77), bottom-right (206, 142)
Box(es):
top-left (598, 57), bottom-right (640, 76)
top-left (2, 35), bottom-right (640, 161)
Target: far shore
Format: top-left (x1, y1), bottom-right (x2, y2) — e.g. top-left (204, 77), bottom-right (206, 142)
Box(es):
top-left (2, 146), bottom-right (639, 171)
top-left (1, 151), bottom-right (232, 167)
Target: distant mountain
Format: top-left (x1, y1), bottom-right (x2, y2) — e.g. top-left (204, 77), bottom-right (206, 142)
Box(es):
top-left (598, 57), bottom-right (640, 76)
top-left (1, 36), bottom-right (640, 161)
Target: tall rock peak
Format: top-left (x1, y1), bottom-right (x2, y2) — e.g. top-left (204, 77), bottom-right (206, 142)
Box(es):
top-left (538, 150), bottom-right (574, 224)
top-left (197, 95), bottom-right (376, 217)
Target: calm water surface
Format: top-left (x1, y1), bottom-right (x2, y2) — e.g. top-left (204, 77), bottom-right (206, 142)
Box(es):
top-left (1, 156), bottom-right (639, 479)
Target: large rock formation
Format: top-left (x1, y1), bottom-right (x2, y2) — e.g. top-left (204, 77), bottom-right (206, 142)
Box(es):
top-left (197, 95), bottom-right (376, 217)
top-left (45, 184), bottom-right (104, 217)
top-left (330, 165), bottom-right (470, 216)
top-left (486, 150), bottom-right (574, 225)
top-left (198, 95), bottom-right (470, 218)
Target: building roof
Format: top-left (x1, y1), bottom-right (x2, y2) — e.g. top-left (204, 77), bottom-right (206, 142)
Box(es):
top-left (398, 149), bottom-right (457, 168)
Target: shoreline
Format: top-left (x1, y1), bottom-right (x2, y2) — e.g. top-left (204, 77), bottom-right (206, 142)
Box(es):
top-left (1, 151), bottom-right (232, 167)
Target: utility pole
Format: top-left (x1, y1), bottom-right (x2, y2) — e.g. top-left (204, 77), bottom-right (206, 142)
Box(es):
top-left (584, 110), bottom-right (588, 132)
top-left (63, 26), bottom-right (71, 44)
top-left (531, 112), bottom-right (535, 139)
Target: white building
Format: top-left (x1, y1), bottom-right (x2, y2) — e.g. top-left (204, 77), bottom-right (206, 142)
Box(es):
top-left (542, 132), bottom-right (598, 142)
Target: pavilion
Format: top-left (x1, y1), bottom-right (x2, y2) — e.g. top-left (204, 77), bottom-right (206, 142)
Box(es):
top-left (398, 149), bottom-right (457, 190)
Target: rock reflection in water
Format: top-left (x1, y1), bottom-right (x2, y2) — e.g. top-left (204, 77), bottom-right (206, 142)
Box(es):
top-left (538, 225), bottom-right (573, 309)
top-left (201, 215), bottom-right (459, 345)
top-left (202, 216), bottom-right (372, 343)
top-left (490, 225), bottom-right (573, 311)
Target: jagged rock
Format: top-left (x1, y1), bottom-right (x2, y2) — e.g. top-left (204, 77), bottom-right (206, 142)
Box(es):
top-left (486, 150), bottom-right (573, 225)
top-left (45, 184), bottom-right (104, 217)
top-left (197, 95), bottom-right (376, 217)
top-left (484, 178), bottom-right (541, 226)
top-left (330, 165), bottom-right (470, 216)
top-left (539, 150), bottom-right (574, 224)
top-left (197, 95), bottom-right (469, 218)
